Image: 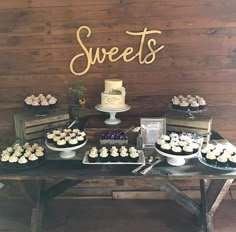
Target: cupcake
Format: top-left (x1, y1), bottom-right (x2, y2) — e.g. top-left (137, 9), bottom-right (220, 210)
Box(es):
top-left (120, 150), bottom-right (129, 162)
top-left (119, 146), bottom-right (128, 153)
top-left (47, 133), bottom-right (55, 143)
top-left (172, 98), bottom-right (180, 109)
top-left (183, 145), bottom-right (193, 155)
top-left (156, 139), bottom-right (165, 149)
top-left (110, 146), bottom-right (118, 153)
top-left (88, 149), bottom-right (98, 163)
top-left (99, 150), bottom-right (109, 162)
top-left (199, 98), bottom-right (207, 110)
top-left (160, 143), bottom-right (171, 153)
top-left (201, 147), bottom-right (209, 158)
top-left (1, 153), bottom-right (10, 162)
top-left (128, 146), bottom-right (137, 153)
top-left (57, 139), bottom-right (67, 148)
top-left (171, 146), bottom-right (182, 155)
top-left (28, 154), bottom-right (38, 162)
top-left (18, 156), bottom-right (28, 164)
top-left (129, 151), bottom-right (139, 162)
top-left (190, 101), bottom-right (199, 111)
top-left (76, 136), bottom-right (85, 145)
top-left (110, 150), bottom-right (119, 162)
top-left (229, 156), bottom-right (236, 167)
top-left (162, 135), bottom-right (170, 142)
top-left (68, 138), bottom-right (78, 147)
top-left (217, 156), bottom-right (228, 167)
top-left (180, 101), bottom-right (189, 111)
top-left (192, 143), bottom-right (200, 153)
top-left (9, 155), bottom-right (18, 163)
top-left (206, 153), bottom-right (216, 165)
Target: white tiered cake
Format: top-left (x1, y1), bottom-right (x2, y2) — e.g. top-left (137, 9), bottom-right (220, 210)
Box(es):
top-left (101, 79), bottom-right (126, 109)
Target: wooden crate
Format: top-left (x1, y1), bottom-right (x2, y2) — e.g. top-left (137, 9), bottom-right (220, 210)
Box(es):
top-left (164, 111), bottom-right (213, 143)
top-left (14, 110), bottom-right (70, 143)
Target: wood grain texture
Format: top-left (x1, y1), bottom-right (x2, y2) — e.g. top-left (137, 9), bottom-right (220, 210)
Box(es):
top-left (0, 0), bottom-right (236, 146)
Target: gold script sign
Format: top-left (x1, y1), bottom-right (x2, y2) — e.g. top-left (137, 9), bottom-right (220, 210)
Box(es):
top-left (70, 26), bottom-right (164, 76)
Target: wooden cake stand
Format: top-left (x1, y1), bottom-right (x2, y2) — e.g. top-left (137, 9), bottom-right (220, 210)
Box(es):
top-left (95, 104), bottom-right (131, 125)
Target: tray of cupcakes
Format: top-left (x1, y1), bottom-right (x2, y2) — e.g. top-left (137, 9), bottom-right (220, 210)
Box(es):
top-left (83, 146), bottom-right (145, 165)
top-left (0, 143), bottom-right (46, 170)
top-left (170, 95), bottom-right (207, 113)
top-left (198, 143), bottom-right (236, 170)
top-left (155, 132), bottom-right (203, 157)
top-left (24, 94), bottom-right (57, 116)
top-left (45, 128), bottom-right (87, 151)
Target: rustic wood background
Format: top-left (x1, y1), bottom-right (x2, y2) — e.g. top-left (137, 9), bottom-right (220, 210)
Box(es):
top-left (1, 0), bottom-right (236, 146)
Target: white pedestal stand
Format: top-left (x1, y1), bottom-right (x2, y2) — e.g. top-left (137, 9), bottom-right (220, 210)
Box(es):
top-left (155, 146), bottom-right (199, 166)
top-left (45, 140), bottom-right (87, 159)
top-left (95, 104), bottom-right (131, 125)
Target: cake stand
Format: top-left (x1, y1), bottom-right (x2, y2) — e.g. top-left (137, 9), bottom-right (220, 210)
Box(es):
top-left (95, 104), bottom-right (131, 125)
top-left (155, 145), bottom-right (199, 166)
top-left (45, 140), bottom-right (87, 159)
top-left (169, 105), bottom-right (207, 120)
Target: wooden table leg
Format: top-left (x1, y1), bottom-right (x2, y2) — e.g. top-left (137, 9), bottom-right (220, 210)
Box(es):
top-left (160, 181), bottom-right (201, 218)
top-left (31, 180), bottom-right (46, 232)
top-left (200, 179), bottom-right (234, 232)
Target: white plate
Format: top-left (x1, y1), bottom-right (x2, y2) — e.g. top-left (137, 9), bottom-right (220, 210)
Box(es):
top-left (82, 150), bottom-right (145, 165)
top-left (198, 153), bottom-right (236, 171)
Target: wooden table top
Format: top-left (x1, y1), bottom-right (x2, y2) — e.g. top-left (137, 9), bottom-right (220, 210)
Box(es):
top-left (1, 132), bottom-right (236, 180)
top-left (1, 151), bottom-right (236, 180)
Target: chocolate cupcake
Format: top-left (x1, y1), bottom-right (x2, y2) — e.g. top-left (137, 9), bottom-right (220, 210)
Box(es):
top-left (217, 156), bottom-right (228, 167)
top-left (192, 143), bottom-right (200, 153)
top-left (229, 156), bottom-right (236, 167)
top-left (110, 150), bottom-right (119, 162)
top-left (160, 143), bottom-right (171, 153)
top-left (183, 145), bottom-right (193, 155)
top-left (46, 133), bottom-right (54, 143)
top-left (56, 139), bottom-right (66, 148)
top-left (88, 150), bottom-right (98, 163)
top-left (99, 150), bottom-right (109, 162)
top-left (206, 153), bottom-right (216, 165)
top-left (68, 138), bottom-right (78, 147)
top-left (120, 150), bottom-right (129, 162)
top-left (199, 98), bottom-right (207, 110)
top-left (190, 101), bottom-right (199, 111)
top-left (171, 146), bottom-right (182, 155)
top-left (129, 151), bottom-right (139, 162)
top-left (172, 98), bottom-right (180, 109)
top-left (180, 101), bottom-right (189, 111)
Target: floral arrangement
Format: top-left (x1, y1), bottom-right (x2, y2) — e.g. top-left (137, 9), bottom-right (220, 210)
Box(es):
top-left (69, 80), bottom-right (87, 106)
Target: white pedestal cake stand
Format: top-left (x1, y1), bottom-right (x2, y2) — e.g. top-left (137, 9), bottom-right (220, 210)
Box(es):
top-left (45, 140), bottom-right (87, 159)
top-left (155, 146), bottom-right (199, 166)
top-left (95, 104), bottom-right (131, 125)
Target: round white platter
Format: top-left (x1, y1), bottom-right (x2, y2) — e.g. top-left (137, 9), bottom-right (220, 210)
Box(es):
top-left (45, 139), bottom-right (87, 159)
top-left (198, 153), bottom-right (236, 171)
top-left (95, 104), bottom-right (131, 125)
top-left (155, 145), bottom-right (199, 166)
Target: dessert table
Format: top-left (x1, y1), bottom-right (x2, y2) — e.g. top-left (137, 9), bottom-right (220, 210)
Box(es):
top-left (0, 142), bottom-right (235, 232)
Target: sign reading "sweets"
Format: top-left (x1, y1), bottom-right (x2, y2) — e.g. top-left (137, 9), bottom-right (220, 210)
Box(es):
top-left (70, 26), bottom-right (164, 76)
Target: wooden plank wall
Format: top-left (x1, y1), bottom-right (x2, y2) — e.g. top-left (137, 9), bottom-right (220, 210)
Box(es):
top-left (1, 0), bottom-right (236, 145)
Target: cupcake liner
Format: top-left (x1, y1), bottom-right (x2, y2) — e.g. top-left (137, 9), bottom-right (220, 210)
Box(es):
top-left (228, 161), bottom-right (236, 168)
top-left (206, 158), bottom-right (216, 165)
top-left (179, 106), bottom-right (188, 111)
top-left (88, 156), bottom-right (98, 163)
top-left (190, 106), bottom-right (199, 111)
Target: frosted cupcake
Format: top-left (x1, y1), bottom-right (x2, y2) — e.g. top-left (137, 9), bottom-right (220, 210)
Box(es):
top-left (190, 101), bottom-right (199, 111)
top-left (88, 149), bottom-right (98, 163)
top-left (179, 101), bottom-right (189, 111)
top-left (229, 156), bottom-right (236, 167)
top-left (120, 150), bottom-right (129, 162)
top-left (110, 150), bottom-right (119, 162)
top-left (199, 98), bottom-right (207, 110)
top-left (172, 98), bottom-right (180, 109)
top-left (129, 151), bottom-right (139, 162)
top-left (99, 150), bottom-right (109, 162)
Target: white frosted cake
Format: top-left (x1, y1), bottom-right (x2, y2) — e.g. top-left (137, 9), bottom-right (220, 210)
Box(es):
top-left (101, 79), bottom-right (126, 109)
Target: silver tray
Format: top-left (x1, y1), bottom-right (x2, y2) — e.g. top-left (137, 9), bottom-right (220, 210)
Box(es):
top-left (82, 150), bottom-right (145, 165)
top-left (198, 153), bottom-right (236, 171)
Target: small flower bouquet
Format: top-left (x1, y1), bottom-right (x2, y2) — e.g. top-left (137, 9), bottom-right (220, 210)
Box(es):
top-left (69, 80), bottom-right (87, 107)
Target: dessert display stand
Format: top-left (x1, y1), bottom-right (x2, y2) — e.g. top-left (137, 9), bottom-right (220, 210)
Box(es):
top-left (169, 105), bottom-right (207, 120)
top-left (95, 104), bottom-right (131, 125)
top-left (45, 140), bottom-right (87, 159)
top-left (155, 145), bottom-right (199, 166)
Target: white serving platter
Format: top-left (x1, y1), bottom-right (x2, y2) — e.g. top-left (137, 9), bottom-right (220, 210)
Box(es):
top-left (82, 150), bottom-right (145, 165)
